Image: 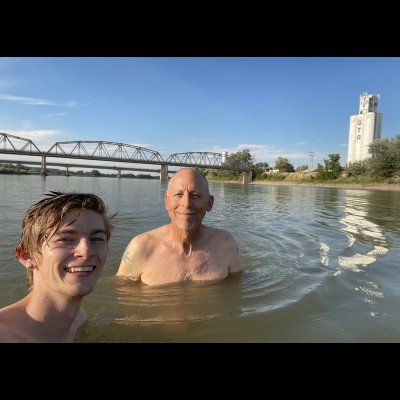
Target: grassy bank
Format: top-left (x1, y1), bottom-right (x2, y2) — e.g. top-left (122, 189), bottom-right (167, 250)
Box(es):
top-left (208, 172), bottom-right (400, 192)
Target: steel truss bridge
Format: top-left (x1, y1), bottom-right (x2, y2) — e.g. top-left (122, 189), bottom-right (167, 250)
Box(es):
top-left (0, 133), bottom-right (252, 182)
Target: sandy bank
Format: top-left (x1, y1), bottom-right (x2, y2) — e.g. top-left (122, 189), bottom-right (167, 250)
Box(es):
top-left (249, 181), bottom-right (400, 192)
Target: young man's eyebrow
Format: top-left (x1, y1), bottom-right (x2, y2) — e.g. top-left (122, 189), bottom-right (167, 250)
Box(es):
top-left (56, 228), bottom-right (106, 235)
top-left (91, 229), bottom-right (107, 235)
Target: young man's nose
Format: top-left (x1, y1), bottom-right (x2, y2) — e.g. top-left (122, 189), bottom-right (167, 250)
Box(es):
top-left (74, 238), bottom-right (92, 258)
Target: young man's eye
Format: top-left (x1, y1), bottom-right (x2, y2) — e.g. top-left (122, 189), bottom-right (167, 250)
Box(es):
top-left (54, 237), bottom-right (75, 244)
top-left (92, 237), bottom-right (106, 242)
top-left (58, 237), bottom-right (74, 241)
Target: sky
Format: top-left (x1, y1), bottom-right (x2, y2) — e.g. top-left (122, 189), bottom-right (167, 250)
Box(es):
top-left (1, 57), bottom-right (400, 172)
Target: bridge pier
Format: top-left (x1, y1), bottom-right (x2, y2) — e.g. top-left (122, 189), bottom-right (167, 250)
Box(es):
top-left (41, 156), bottom-right (47, 176)
top-left (117, 170), bottom-right (121, 179)
top-left (66, 166), bottom-right (69, 176)
top-left (242, 170), bottom-right (252, 184)
top-left (160, 164), bottom-right (169, 182)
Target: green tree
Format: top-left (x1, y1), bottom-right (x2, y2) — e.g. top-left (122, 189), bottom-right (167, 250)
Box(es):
top-left (316, 153), bottom-right (343, 180)
top-left (368, 134), bottom-right (400, 178)
top-left (345, 160), bottom-right (370, 177)
top-left (252, 162), bottom-right (269, 179)
top-left (226, 149), bottom-right (253, 167)
top-left (274, 157), bottom-right (294, 172)
top-left (211, 149), bottom-right (254, 180)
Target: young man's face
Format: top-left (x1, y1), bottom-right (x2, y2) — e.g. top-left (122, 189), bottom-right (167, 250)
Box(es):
top-left (36, 208), bottom-right (108, 298)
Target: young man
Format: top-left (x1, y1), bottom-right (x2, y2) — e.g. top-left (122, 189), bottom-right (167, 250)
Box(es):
top-left (0, 192), bottom-right (114, 343)
top-left (117, 168), bottom-right (243, 285)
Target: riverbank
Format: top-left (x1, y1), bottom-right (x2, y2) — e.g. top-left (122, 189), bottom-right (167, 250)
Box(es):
top-left (208, 179), bottom-right (400, 192)
top-left (208, 170), bottom-right (400, 192)
top-left (249, 180), bottom-right (400, 192)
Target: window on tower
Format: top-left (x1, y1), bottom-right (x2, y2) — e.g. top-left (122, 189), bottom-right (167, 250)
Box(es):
top-left (357, 135), bottom-right (361, 140)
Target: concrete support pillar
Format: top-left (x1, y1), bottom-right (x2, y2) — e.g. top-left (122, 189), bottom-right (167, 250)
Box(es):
top-left (66, 166), bottom-right (69, 176)
top-left (41, 156), bottom-right (47, 176)
top-left (160, 164), bottom-right (169, 182)
top-left (117, 170), bottom-right (121, 179)
top-left (242, 170), bottom-right (252, 185)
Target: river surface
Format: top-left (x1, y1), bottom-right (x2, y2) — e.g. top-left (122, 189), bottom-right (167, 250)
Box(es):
top-left (1, 175), bottom-right (399, 342)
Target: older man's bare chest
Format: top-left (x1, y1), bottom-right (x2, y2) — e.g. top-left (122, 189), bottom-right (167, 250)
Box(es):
top-left (141, 246), bottom-right (229, 286)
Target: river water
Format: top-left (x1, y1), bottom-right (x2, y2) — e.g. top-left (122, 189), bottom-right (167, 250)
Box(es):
top-left (1, 175), bottom-right (399, 342)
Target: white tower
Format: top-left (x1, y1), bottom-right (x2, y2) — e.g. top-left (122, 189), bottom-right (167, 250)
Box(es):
top-left (347, 92), bottom-right (382, 165)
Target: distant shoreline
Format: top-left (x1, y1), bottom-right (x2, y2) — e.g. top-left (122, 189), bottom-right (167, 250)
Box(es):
top-left (209, 179), bottom-right (400, 192)
top-left (251, 181), bottom-right (400, 192)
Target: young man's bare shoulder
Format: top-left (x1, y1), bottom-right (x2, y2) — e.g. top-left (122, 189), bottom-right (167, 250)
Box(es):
top-left (0, 299), bottom-right (24, 319)
top-left (0, 324), bottom-right (13, 342)
top-left (0, 309), bottom-right (9, 324)
top-left (0, 307), bottom-right (22, 342)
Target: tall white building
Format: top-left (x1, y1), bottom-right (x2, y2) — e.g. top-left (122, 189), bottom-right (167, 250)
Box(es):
top-left (347, 92), bottom-right (382, 165)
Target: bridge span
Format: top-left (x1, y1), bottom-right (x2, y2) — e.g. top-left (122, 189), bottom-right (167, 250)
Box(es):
top-left (0, 133), bottom-right (252, 183)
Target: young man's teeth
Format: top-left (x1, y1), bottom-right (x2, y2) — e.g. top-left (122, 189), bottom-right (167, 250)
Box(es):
top-left (65, 266), bottom-right (94, 273)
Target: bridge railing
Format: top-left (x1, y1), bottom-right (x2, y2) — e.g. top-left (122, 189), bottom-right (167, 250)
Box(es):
top-left (166, 152), bottom-right (252, 171)
top-left (46, 141), bottom-right (165, 163)
top-left (0, 133), bottom-right (43, 153)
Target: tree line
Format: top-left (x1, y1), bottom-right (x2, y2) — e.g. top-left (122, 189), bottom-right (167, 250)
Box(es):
top-left (205, 134), bottom-right (400, 182)
top-left (0, 164), bottom-right (157, 179)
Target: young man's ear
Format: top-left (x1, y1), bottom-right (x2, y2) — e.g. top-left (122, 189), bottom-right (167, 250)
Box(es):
top-left (15, 248), bottom-right (36, 270)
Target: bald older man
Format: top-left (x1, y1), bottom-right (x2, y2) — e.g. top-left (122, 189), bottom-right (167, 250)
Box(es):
top-left (117, 168), bottom-right (243, 285)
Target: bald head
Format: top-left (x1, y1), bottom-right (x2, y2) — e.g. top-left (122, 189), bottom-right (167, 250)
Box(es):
top-left (168, 168), bottom-right (210, 196)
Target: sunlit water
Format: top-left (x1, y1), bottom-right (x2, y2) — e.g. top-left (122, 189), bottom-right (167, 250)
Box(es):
top-left (1, 175), bottom-right (399, 342)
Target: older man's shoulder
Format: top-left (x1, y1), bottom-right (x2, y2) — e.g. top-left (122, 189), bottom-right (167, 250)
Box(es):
top-left (132, 225), bottom-right (169, 247)
top-left (202, 225), bottom-right (236, 239)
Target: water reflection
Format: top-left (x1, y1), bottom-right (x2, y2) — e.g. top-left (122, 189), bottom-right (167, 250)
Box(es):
top-left (337, 190), bottom-right (389, 273)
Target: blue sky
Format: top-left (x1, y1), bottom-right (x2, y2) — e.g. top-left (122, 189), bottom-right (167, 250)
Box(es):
top-left (1, 57), bottom-right (399, 170)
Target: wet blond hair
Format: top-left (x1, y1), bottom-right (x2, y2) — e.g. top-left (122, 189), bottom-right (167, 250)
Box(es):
top-left (13, 192), bottom-right (115, 291)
